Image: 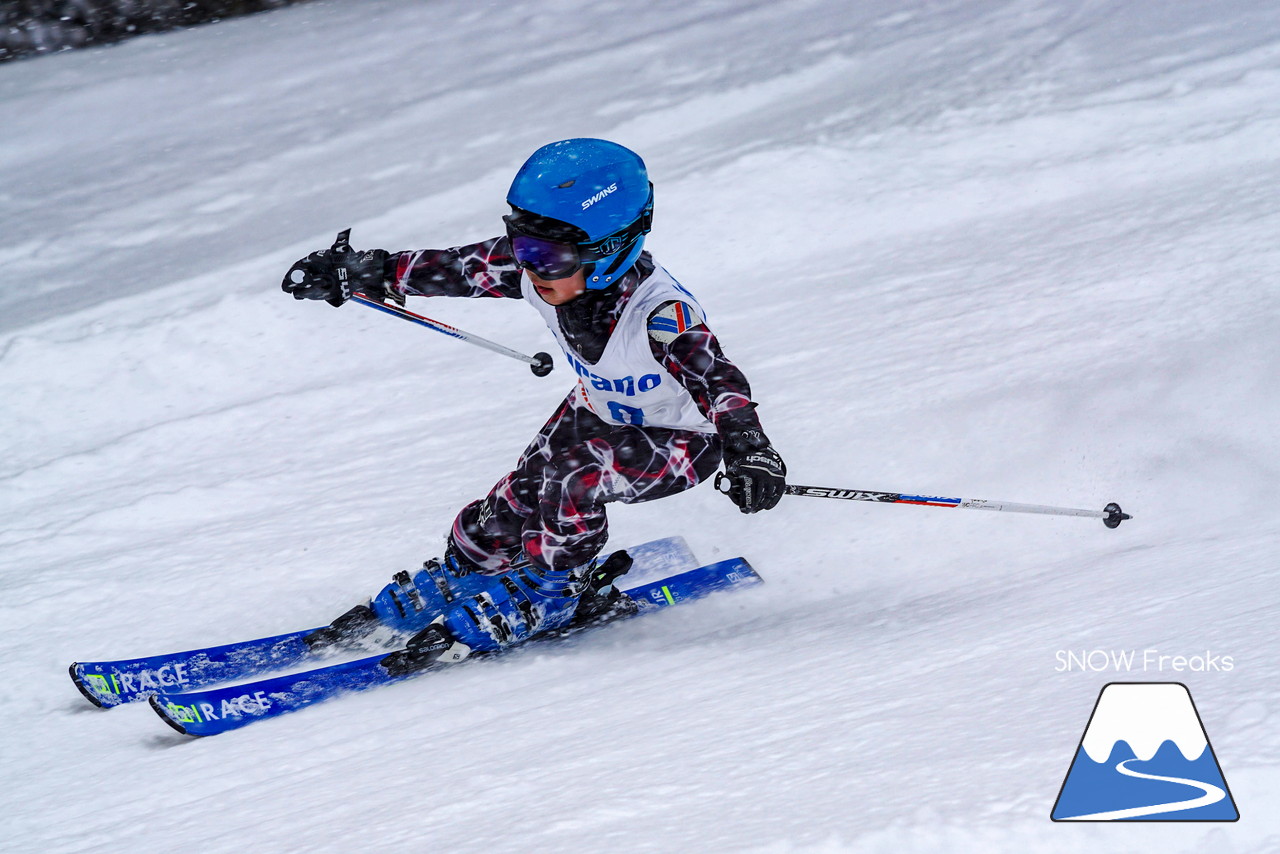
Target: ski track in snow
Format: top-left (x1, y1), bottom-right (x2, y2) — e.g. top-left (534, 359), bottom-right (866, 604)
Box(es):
top-left (2, 0), bottom-right (1280, 852)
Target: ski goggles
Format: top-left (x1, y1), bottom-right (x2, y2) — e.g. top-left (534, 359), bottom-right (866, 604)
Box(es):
top-left (504, 213), bottom-right (651, 281)
top-left (504, 219), bottom-right (583, 280)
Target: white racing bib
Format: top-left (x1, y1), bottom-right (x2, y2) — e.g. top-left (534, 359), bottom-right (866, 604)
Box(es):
top-left (522, 264), bottom-right (716, 433)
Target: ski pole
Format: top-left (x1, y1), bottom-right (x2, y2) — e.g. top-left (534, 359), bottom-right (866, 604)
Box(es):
top-left (349, 293), bottom-right (554, 376)
top-left (717, 477), bottom-right (1131, 528)
top-left (331, 230), bottom-right (554, 377)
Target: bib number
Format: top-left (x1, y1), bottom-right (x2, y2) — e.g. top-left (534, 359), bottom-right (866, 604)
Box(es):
top-left (607, 401), bottom-right (645, 426)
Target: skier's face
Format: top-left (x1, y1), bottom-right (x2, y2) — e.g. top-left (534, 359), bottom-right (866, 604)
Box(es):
top-left (527, 268), bottom-right (587, 305)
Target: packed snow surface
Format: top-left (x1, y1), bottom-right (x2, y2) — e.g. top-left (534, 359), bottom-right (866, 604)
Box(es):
top-left (3, 0), bottom-right (1279, 851)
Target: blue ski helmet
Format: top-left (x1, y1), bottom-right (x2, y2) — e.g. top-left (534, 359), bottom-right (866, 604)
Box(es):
top-left (506, 138), bottom-right (654, 289)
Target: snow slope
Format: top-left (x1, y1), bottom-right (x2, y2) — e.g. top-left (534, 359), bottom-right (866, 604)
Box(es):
top-left (3, 0), bottom-right (1279, 851)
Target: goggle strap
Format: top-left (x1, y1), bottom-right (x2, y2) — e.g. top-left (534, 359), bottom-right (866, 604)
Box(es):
top-left (581, 215), bottom-right (648, 259)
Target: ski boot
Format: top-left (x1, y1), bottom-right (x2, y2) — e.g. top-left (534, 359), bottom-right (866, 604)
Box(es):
top-left (311, 549), bottom-right (637, 663)
top-left (303, 547), bottom-right (495, 653)
top-left (378, 554), bottom-right (559, 676)
top-left (379, 576), bottom-right (537, 676)
top-left (431, 549), bottom-right (639, 654)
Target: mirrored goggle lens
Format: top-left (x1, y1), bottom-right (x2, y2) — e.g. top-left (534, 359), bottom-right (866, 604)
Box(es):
top-left (510, 234), bottom-right (581, 280)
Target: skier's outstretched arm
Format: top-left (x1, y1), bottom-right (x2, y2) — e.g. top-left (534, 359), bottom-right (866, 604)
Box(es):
top-left (389, 237), bottom-right (523, 300)
top-left (647, 302), bottom-right (786, 513)
top-left (282, 236), bottom-right (523, 305)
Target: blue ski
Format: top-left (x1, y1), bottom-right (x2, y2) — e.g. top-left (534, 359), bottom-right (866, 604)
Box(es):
top-left (70, 630), bottom-right (319, 709)
top-left (69, 536), bottom-right (697, 708)
top-left (151, 557), bottom-right (761, 736)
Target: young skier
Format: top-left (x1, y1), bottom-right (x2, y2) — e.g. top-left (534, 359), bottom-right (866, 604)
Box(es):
top-left (281, 138), bottom-right (785, 671)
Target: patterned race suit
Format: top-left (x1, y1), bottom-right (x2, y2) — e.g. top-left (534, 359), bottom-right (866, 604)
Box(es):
top-left (387, 237), bottom-right (770, 575)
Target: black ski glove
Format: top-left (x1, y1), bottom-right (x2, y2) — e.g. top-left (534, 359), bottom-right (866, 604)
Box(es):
top-left (281, 230), bottom-right (393, 307)
top-left (718, 428), bottom-right (786, 514)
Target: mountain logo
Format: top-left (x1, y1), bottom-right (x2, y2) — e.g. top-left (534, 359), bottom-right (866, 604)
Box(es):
top-left (1051, 682), bottom-right (1239, 821)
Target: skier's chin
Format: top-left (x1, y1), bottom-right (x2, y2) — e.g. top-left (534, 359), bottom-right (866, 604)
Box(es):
top-left (528, 271), bottom-right (586, 305)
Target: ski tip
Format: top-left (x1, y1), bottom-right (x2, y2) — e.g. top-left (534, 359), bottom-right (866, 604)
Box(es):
top-left (148, 694), bottom-right (197, 737)
top-left (68, 662), bottom-right (108, 709)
